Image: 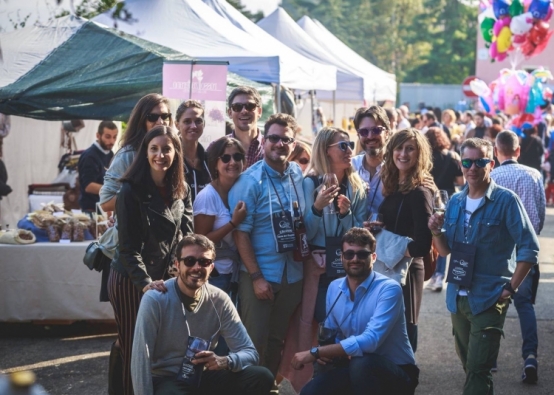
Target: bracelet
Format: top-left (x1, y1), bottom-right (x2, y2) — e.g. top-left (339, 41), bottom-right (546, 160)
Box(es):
top-left (229, 220), bottom-right (237, 228)
top-left (250, 271), bottom-right (264, 281)
top-left (431, 230), bottom-right (443, 237)
top-left (503, 282), bottom-right (516, 295)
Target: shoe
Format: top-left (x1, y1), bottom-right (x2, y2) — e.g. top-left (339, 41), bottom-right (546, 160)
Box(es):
top-left (429, 274), bottom-right (444, 292)
top-left (425, 275), bottom-right (437, 290)
top-left (490, 361), bottom-right (497, 373)
top-left (522, 356), bottom-right (538, 384)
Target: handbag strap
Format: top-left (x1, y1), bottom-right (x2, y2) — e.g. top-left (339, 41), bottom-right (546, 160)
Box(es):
top-left (394, 196), bottom-right (405, 234)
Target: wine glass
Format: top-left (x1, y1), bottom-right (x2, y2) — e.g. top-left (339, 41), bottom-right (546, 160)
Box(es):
top-left (433, 190), bottom-right (449, 215)
top-left (367, 212), bottom-right (384, 234)
top-left (322, 173), bottom-right (338, 214)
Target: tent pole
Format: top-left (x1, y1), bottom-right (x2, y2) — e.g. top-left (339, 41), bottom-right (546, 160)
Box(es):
top-left (277, 85), bottom-right (281, 114)
top-left (310, 90), bottom-right (314, 134)
top-left (332, 91), bottom-right (336, 126)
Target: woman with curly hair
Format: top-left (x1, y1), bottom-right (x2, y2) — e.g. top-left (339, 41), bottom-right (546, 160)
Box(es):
top-left (378, 128), bottom-right (435, 353)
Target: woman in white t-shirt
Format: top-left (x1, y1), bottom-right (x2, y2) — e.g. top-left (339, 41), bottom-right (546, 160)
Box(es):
top-left (193, 136), bottom-right (247, 292)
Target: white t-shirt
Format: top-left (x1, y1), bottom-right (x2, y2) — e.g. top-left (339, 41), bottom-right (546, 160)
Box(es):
top-left (193, 184), bottom-right (235, 274)
top-left (464, 196), bottom-right (483, 232)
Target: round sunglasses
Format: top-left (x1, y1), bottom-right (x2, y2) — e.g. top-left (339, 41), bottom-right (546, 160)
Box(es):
top-left (341, 250), bottom-right (373, 260)
top-left (329, 141), bottom-right (355, 152)
top-left (231, 102), bottom-right (257, 112)
top-left (461, 158), bottom-right (491, 169)
top-left (146, 113), bottom-right (172, 122)
top-left (219, 153), bottom-right (245, 163)
top-left (357, 126), bottom-right (386, 138)
top-left (179, 256), bottom-right (213, 267)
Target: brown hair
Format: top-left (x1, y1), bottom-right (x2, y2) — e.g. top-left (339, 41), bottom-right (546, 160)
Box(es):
top-left (263, 113), bottom-right (298, 137)
top-left (176, 234), bottom-right (216, 260)
top-left (176, 100), bottom-right (204, 123)
top-left (353, 105), bottom-right (391, 131)
top-left (206, 136), bottom-right (245, 179)
top-left (289, 140), bottom-right (312, 162)
top-left (461, 138), bottom-right (494, 160)
top-left (425, 127), bottom-right (451, 151)
top-left (342, 227), bottom-right (376, 252)
top-left (97, 120), bottom-right (117, 135)
top-left (227, 86), bottom-right (262, 109)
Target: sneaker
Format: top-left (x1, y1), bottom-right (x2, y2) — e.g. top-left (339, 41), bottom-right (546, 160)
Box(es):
top-left (429, 274), bottom-right (444, 292)
top-left (522, 356), bottom-right (538, 384)
top-left (491, 361), bottom-right (497, 373)
top-left (425, 275), bottom-right (437, 290)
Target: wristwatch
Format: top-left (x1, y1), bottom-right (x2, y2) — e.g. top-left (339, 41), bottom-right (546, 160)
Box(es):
top-left (310, 346), bottom-right (320, 359)
top-left (226, 355), bottom-right (234, 370)
top-left (503, 282), bottom-right (517, 295)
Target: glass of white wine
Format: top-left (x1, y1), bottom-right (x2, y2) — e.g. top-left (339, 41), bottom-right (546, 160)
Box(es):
top-left (322, 173), bottom-right (338, 215)
top-left (433, 190), bottom-right (449, 215)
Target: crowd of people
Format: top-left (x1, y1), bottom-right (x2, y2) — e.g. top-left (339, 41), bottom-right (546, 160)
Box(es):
top-left (96, 85), bottom-right (547, 395)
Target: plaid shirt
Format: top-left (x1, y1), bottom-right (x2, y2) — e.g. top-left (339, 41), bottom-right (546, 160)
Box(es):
top-left (232, 129), bottom-right (264, 169)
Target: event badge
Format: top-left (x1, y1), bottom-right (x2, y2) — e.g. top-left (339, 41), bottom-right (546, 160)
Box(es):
top-left (325, 236), bottom-right (345, 277)
top-left (446, 241), bottom-right (476, 288)
top-left (176, 336), bottom-right (211, 387)
top-left (271, 211), bottom-right (296, 253)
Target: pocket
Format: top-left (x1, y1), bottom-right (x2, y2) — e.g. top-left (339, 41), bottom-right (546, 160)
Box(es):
top-left (478, 218), bottom-right (500, 243)
top-left (469, 327), bottom-right (503, 372)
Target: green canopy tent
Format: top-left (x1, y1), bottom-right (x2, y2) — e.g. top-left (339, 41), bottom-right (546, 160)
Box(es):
top-left (0, 15), bottom-right (273, 121)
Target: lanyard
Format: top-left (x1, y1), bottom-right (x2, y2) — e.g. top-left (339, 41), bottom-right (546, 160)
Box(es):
top-left (324, 274), bottom-right (375, 327)
top-left (369, 178), bottom-right (381, 212)
top-left (264, 168), bottom-right (294, 216)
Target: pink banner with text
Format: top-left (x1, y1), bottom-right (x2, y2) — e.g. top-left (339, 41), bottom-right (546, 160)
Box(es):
top-left (163, 63), bottom-right (228, 101)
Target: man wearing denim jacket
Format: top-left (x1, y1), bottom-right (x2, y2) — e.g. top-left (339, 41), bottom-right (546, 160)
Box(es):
top-left (229, 113), bottom-right (306, 383)
top-left (428, 138), bottom-right (539, 395)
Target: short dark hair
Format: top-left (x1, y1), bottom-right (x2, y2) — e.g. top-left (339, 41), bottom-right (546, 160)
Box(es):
top-left (227, 86), bottom-right (262, 110)
top-left (176, 100), bottom-right (204, 124)
top-left (98, 120), bottom-right (117, 135)
top-left (424, 112), bottom-right (436, 122)
top-left (206, 136), bottom-right (245, 179)
top-left (176, 234), bottom-right (216, 260)
top-left (353, 105), bottom-right (390, 131)
top-left (475, 111), bottom-right (485, 119)
top-left (463, 111), bottom-right (473, 120)
top-left (263, 113), bottom-right (298, 137)
top-left (495, 130), bottom-right (520, 154)
top-left (461, 138), bottom-right (494, 160)
top-left (342, 227), bottom-right (376, 252)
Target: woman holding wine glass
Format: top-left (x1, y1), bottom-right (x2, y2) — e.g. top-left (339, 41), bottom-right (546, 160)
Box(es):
top-left (378, 128), bottom-right (435, 353)
top-left (303, 127), bottom-right (367, 323)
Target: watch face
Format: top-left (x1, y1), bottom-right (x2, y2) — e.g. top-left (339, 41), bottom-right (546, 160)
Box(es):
top-left (311, 347), bottom-right (318, 353)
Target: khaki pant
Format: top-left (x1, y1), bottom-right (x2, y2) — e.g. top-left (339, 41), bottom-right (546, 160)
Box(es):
top-left (239, 270), bottom-right (303, 376)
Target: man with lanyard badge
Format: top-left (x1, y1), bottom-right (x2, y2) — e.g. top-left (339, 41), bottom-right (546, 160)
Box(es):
top-left (428, 138), bottom-right (539, 395)
top-left (229, 113), bottom-right (306, 383)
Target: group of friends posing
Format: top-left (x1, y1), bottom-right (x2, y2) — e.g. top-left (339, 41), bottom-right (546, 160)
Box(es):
top-left (97, 86), bottom-right (540, 395)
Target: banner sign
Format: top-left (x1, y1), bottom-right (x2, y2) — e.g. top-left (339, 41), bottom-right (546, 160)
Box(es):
top-left (163, 63), bottom-right (227, 101)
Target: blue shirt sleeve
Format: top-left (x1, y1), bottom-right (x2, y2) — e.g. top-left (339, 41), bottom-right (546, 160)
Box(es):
top-left (504, 193), bottom-right (540, 265)
top-left (228, 173), bottom-right (259, 234)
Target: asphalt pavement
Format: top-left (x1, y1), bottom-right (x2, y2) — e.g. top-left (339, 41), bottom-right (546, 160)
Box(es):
top-left (1, 209), bottom-right (554, 395)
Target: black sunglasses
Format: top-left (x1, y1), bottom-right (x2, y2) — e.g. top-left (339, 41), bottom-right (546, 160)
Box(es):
top-left (179, 256), bottom-right (213, 268)
top-left (329, 141), bottom-right (355, 152)
top-left (231, 102), bottom-right (258, 112)
top-left (357, 126), bottom-right (386, 137)
top-left (146, 113), bottom-right (172, 122)
top-left (461, 158), bottom-right (492, 169)
top-left (297, 157), bottom-right (310, 165)
top-left (342, 250), bottom-right (373, 260)
top-left (266, 134), bottom-right (295, 145)
top-left (220, 153), bottom-right (245, 163)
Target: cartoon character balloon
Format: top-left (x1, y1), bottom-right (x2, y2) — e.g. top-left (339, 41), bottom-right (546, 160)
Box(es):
top-left (529, 0), bottom-right (551, 19)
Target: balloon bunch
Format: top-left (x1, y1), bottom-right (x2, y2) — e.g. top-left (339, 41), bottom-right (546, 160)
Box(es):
top-left (479, 0), bottom-right (554, 62)
top-left (470, 68), bottom-right (553, 135)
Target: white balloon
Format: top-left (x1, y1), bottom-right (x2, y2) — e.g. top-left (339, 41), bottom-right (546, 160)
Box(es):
top-left (470, 79), bottom-right (491, 97)
top-left (510, 12), bottom-right (534, 35)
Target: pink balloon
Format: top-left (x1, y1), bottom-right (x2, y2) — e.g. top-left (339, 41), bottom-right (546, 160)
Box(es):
top-left (504, 72), bottom-right (529, 115)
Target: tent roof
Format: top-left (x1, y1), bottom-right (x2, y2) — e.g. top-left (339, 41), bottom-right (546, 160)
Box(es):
top-left (257, 7), bottom-right (364, 102)
top-left (0, 15), bottom-right (271, 121)
top-left (94, 0), bottom-right (336, 91)
top-left (297, 16), bottom-right (396, 102)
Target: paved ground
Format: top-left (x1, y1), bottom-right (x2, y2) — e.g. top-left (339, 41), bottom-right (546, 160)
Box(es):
top-left (2, 209), bottom-right (554, 394)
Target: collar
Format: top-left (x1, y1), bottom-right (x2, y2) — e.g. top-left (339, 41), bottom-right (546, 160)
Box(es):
top-left (338, 270), bottom-right (376, 295)
top-left (93, 141), bottom-right (111, 155)
top-left (456, 179), bottom-right (497, 203)
top-left (232, 128), bottom-right (262, 144)
top-left (500, 159), bottom-right (518, 166)
top-left (263, 159), bottom-right (294, 177)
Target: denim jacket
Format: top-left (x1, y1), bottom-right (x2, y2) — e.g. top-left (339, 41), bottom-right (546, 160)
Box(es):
top-left (444, 180), bottom-right (539, 315)
top-left (99, 146), bottom-right (135, 205)
top-left (228, 160), bottom-right (306, 284)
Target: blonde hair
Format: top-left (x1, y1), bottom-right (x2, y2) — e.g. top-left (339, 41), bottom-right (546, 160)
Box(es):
top-left (381, 128), bottom-right (434, 196)
top-left (307, 127), bottom-right (366, 196)
top-left (442, 109), bottom-right (456, 124)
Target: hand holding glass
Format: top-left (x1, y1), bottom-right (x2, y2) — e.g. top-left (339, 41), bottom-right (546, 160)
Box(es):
top-left (322, 173), bottom-right (338, 215)
top-left (368, 213), bottom-right (384, 233)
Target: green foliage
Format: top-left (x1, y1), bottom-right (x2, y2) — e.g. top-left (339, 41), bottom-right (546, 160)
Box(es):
top-left (282, 0), bottom-right (477, 84)
top-left (226, 0), bottom-right (264, 22)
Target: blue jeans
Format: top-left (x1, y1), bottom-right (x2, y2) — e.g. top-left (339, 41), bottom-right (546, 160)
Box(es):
top-left (434, 255), bottom-right (447, 276)
top-left (513, 267), bottom-right (538, 359)
top-left (209, 273), bottom-right (232, 293)
top-left (300, 354), bottom-right (418, 395)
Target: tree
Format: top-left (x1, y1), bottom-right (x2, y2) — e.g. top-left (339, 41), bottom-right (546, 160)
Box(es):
top-left (227, 0), bottom-right (264, 22)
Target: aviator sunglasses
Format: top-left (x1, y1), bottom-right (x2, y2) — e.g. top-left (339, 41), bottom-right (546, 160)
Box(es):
top-left (220, 153), bottom-right (245, 163)
top-left (231, 102), bottom-right (258, 112)
top-left (266, 134), bottom-right (295, 145)
top-left (357, 126), bottom-right (386, 138)
top-left (329, 141), bottom-right (355, 152)
top-left (179, 256), bottom-right (214, 267)
top-left (342, 250), bottom-right (373, 260)
top-left (146, 113), bottom-right (172, 122)
top-left (461, 158), bottom-right (492, 169)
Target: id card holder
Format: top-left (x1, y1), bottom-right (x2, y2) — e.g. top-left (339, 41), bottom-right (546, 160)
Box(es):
top-left (325, 236), bottom-right (344, 277)
top-left (446, 241), bottom-right (476, 288)
top-left (272, 211), bottom-right (296, 253)
top-left (176, 336), bottom-right (210, 387)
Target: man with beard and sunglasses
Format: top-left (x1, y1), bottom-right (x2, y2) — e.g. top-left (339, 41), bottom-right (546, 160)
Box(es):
top-left (78, 120), bottom-right (118, 212)
top-left (351, 106), bottom-right (391, 215)
top-left (131, 234), bottom-right (273, 395)
top-left (229, 113), bottom-right (306, 386)
top-left (428, 138), bottom-right (539, 395)
top-left (291, 227), bottom-right (419, 395)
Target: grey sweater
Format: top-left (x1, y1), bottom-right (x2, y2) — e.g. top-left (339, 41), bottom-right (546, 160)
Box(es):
top-left (131, 279), bottom-right (259, 395)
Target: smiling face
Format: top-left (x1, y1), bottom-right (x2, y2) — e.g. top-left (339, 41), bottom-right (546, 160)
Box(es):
top-left (147, 135), bottom-right (175, 175)
top-left (327, 132), bottom-right (353, 172)
top-left (217, 145), bottom-right (244, 182)
top-left (145, 103), bottom-right (171, 132)
top-left (341, 242), bottom-right (376, 279)
top-left (177, 107), bottom-right (204, 143)
top-left (262, 123), bottom-right (296, 167)
top-left (461, 146), bottom-right (494, 190)
top-left (393, 138), bottom-right (419, 179)
top-left (176, 245), bottom-right (215, 295)
top-left (358, 116), bottom-right (389, 158)
top-left (228, 94), bottom-right (262, 133)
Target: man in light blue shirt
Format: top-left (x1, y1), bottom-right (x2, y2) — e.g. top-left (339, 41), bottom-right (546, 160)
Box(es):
top-left (229, 113), bottom-right (306, 380)
top-left (291, 228), bottom-right (418, 395)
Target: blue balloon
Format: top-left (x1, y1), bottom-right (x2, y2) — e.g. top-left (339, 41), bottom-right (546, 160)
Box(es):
top-left (480, 97), bottom-right (491, 113)
top-left (510, 125), bottom-right (526, 137)
top-left (493, 0), bottom-right (511, 19)
top-left (529, 0), bottom-right (551, 20)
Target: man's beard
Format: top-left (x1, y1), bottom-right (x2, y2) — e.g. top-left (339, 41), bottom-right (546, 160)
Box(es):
top-left (98, 140), bottom-right (113, 151)
top-left (366, 146), bottom-right (383, 157)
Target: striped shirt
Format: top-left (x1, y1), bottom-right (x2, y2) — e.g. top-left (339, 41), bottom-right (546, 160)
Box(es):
top-left (490, 160), bottom-right (545, 234)
top-left (231, 129), bottom-right (264, 169)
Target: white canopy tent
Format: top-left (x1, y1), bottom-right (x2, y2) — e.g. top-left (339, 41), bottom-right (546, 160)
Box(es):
top-left (297, 16), bottom-right (396, 103)
top-left (93, 0), bottom-right (336, 92)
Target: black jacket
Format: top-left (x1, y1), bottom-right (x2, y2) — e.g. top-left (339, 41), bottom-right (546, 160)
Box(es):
top-left (111, 175), bottom-right (193, 292)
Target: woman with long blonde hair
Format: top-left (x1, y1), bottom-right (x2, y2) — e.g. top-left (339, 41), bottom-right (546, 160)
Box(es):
top-left (379, 128), bottom-right (435, 353)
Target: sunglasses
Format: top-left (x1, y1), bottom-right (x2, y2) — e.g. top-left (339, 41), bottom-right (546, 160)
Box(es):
top-left (230, 102), bottom-right (258, 112)
top-left (146, 113), bottom-right (172, 122)
top-left (461, 158), bottom-right (492, 169)
top-left (342, 250), bottom-right (373, 260)
top-left (297, 158), bottom-right (310, 165)
top-left (220, 153), bottom-right (245, 163)
top-left (179, 256), bottom-right (213, 268)
top-left (357, 126), bottom-right (386, 137)
top-left (329, 141), bottom-right (355, 152)
top-left (266, 134), bottom-right (295, 145)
